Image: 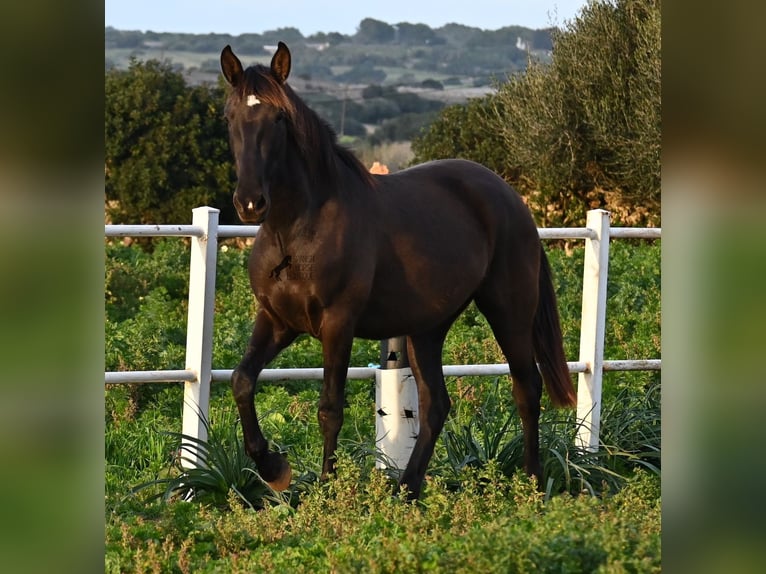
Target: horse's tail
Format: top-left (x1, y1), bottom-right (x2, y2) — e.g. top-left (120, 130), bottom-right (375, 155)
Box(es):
top-left (534, 246), bottom-right (577, 408)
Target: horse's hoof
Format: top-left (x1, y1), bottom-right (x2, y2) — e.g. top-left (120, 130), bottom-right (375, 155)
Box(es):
top-left (261, 451), bottom-right (292, 491)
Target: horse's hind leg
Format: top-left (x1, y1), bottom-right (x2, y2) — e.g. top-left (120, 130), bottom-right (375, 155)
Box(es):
top-left (399, 325), bottom-right (452, 500)
top-left (232, 310), bottom-right (297, 490)
top-left (475, 289), bottom-right (544, 483)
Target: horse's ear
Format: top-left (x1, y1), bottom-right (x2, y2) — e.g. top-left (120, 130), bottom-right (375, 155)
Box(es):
top-left (270, 41), bottom-right (291, 84)
top-left (221, 45), bottom-right (244, 87)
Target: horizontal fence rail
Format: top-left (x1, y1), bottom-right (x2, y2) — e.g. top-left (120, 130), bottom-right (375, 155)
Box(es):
top-left (104, 224), bottom-right (205, 238)
top-left (103, 360), bottom-right (662, 386)
top-left (105, 207), bottom-right (661, 464)
top-left (104, 225), bottom-right (662, 241)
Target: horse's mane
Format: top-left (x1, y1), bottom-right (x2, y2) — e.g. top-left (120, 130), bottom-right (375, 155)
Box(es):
top-left (237, 65), bottom-right (377, 189)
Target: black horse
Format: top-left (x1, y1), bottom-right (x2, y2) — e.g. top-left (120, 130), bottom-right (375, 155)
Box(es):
top-left (220, 42), bottom-right (576, 499)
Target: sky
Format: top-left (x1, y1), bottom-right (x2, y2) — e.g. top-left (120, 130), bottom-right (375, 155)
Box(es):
top-left (105, 0), bottom-right (590, 36)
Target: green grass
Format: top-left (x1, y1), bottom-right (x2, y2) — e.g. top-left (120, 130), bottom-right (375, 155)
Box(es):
top-left (105, 238), bottom-right (661, 571)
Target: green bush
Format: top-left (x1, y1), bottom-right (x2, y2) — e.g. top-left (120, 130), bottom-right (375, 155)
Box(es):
top-left (411, 97), bottom-right (508, 176)
top-left (105, 59), bottom-right (237, 225)
top-left (413, 0), bottom-right (661, 228)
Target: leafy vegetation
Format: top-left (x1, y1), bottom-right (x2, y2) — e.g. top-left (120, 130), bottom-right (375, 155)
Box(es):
top-left (107, 443), bottom-right (660, 573)
top-left (130, 407), bottom-right (281, 510)
top-left (105, 59), bottom-right (237, 226)
top-left (413, 0), bottom-right (661, 228)
top-left (105, 237), bottom-right (661, 571)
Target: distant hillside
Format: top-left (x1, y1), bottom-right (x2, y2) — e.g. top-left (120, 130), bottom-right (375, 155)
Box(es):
top-left (105, 18), bottom-right (553, 94)
top-left (105, 19), bottom-right (554, 156)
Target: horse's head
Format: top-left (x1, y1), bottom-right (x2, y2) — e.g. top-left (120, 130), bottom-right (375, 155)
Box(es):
top-left (220, 42), bottom-right (293, 224)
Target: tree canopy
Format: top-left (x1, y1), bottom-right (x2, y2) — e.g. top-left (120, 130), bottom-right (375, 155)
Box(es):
top-left (105, 60), bottom-right (237, 225)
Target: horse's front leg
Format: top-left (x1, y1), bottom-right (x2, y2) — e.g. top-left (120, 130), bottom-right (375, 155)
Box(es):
top-left (317, 319), bottom-right (355, 480)
top-left (232, 310), bottom-right (297, 490)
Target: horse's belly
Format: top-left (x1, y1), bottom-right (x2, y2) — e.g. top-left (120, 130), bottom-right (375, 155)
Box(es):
top-left (353, 310), bottom-right (432, 340)
top-left (353, 228), bottom-right (490, 339)
top-left (354, 273), bottom-right (480, 340)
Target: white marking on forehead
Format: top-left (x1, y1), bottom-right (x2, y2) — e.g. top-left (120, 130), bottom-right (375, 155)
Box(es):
top-left (246, 94), bottom-right (261, 107)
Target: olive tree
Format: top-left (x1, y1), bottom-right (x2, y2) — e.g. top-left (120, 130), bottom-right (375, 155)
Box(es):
top-left (413, 0), bottom-right (661, 227)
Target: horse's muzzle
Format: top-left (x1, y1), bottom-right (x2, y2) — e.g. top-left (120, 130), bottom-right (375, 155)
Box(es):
top-left (234, 192), bottom-right (270, 224)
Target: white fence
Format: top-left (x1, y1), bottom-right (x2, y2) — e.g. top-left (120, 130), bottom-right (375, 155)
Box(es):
top-left (105, 207), bottom-right (661, 466)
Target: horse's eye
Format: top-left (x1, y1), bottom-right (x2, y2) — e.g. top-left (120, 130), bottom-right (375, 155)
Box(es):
top-left (276, 109), bottom-right (286, 123)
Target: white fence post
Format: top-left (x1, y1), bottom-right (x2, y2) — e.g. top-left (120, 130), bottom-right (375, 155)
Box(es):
top-left (182, 207), bottom-right (220, 467)
top-left (375, 337), bottom-right (419, 471)
top-left (575, 209), bottom-right (611, 451)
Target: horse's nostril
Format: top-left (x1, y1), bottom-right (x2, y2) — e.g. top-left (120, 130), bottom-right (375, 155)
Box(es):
top-left (243, 197), bottom-right (266, 212)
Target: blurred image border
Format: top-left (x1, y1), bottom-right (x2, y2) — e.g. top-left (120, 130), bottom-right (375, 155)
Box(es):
top-left (664, 0), bottom-right (766, 572)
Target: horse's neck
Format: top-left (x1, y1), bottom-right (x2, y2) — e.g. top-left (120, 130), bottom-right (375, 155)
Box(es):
top-left (280, 157), bottom-right (360, 213)
top-left (264, 164), bottom-right (317, 225)
top-left (261, 179), bottom-right (360, 251)
top-left (265, 142), bottom-right (372, 236)
top-left (259, 178), bottom-right (324, 245)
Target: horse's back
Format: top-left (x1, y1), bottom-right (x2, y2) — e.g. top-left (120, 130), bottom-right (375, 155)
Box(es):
top-left (377, 158), bottom-right (537, 242)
